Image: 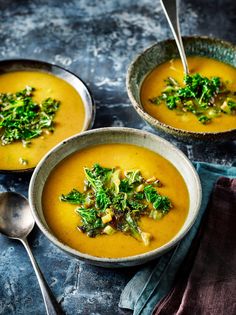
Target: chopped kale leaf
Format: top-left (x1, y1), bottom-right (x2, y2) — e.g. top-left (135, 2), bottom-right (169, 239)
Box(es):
top-left (0, 86), bottom-right (60, 145)
top-left (149, 73), bottom-right (236, 124)
top-left (60, 164), bottom-right (173, 245)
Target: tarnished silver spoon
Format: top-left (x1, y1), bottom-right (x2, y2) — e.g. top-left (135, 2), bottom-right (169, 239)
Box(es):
top-left (160, 0), bottom-right (189, 74)
top-left (0, 191), bottom-right (63, 315)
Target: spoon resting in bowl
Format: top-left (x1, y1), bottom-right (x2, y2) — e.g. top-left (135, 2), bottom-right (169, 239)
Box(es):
top-left (0, 192), bottom-right (63, 315)
top-left (160, 0), bottom-right (189, 74)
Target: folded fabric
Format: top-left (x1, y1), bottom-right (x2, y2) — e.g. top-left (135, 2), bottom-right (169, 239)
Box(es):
top-left (154, 177), bottom-right (236, 315)
top-left (119, 162), bottom-right (236, 315)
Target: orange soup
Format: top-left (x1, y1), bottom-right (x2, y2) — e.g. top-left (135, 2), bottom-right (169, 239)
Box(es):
top-left (0, 71), bottom-right (85, 170)
top-left (42, 143), bottom-right (189, 258)
top-left (141, 56), bottom-right (236, 132)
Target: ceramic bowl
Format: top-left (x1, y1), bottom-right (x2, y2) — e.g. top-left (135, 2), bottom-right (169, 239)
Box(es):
top-left (0, 59), bottom-right (95, 173)
top-left (29, 127), bottom-right (202, 268)
top-left (127, 36), bottom-right (236, 142)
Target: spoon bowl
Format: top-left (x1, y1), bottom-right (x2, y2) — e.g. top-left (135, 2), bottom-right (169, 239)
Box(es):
top-left (0, 191), bottom-right (63, 315)
top-left (0, 192), bottom-right (34, 239)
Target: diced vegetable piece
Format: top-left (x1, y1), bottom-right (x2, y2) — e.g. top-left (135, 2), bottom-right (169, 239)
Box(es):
top-left (103, 225), bottom-right (116, 235)
top-left (221, 100), bottom-right (229, 113)
top-left (149, 209), bottom-right (163, 220)
top-left (221, 98), bottom-right (236, 114)
top-left (146, 176), bottom-right (157, 183)
top-left (141, 232), bottom-right (152, 246)
top-left (136, 184), bottom-right (144, 192)
top-left (101, 213), bottom-right (113, 224)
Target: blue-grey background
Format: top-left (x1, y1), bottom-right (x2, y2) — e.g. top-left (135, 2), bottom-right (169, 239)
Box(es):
top-left (0, 0), bottom-right (235, 314)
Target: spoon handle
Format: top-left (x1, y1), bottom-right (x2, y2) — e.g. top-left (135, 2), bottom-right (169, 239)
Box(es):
top-left (160, 0), bottom-right (189, 74)
top-left (21, 238), bottom-right (63, 315)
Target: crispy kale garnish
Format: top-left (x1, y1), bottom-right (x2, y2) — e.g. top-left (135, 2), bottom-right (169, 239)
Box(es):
top-left (144, 185), bottom-right (171, 214)
top-left (60, 189), bottom-right (85, 205)
top-left (60, 164), bottom-right (172, 245)
top-left (149, 73), bottom-right (236, 124)
top-left (0, 86), bottom-right (60, 145)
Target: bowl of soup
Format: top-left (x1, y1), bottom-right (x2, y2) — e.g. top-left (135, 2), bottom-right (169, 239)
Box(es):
top-left (29, 127), bottom-right (201, 267)
top-left (127, 36), bottom-right (236, 141)
top-left (0, 59), bottom-right (95, 172)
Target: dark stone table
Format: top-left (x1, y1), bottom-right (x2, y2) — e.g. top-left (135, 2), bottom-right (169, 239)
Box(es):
top-left (0, 0), bottom-right (235, 314)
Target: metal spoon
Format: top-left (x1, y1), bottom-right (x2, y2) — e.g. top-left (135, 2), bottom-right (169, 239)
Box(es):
top-left (0, 191), bottom-right (63, 315)
top-left (160, 0), bottom-right (189, 74)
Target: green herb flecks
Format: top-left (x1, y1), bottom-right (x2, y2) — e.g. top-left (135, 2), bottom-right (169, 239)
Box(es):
top-left (60, 164), bottom-right (172, 245)
top-left (149, 73), bottom-right (236, 124)
top-left (0, 86), bottom-right (60, 145)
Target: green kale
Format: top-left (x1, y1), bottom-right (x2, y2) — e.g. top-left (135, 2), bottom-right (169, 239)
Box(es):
top-left (153, 195), bottom-right (172, 214)
top-left (109, 169), bottom-right (120, 194)
top-left (84, 163), bottom-right (112, 190)
top-left (144, 184), bottom-right (172, 214)
top-left (76, 208), bottom-right (103, 237)
top-left (166, 95), bottom-right (179, 109)
top-left (0, 86), bottom-right (60, 145)
top-left (128, 199), bottom-right (147, 212)
top-left (227, 99), bottom-right (236, 111)
top-left (125, 169), bottom-right (143, 185)
top-left (84, 164), bottom-right (112, 211)
top-left (149, 73), bottom-right (236, 124)
top-left (134, 192), bottom-right (145, 200)
top-left (125, 212), bottom-right (142, 241)
top-left (113, 192), bottom-right (127, 211)
top-left (60, 164), bottom-right (172, 245)
top-left (95, 188), bottom-right (110, 210)
top-left (60, 189), bottom-right (85, 204)
top-left (198, 115), bottom-right (211, 124)
top-left (119, 178), bottom-right (133, 193)
top-left (144, 185), bottom-right (158, 203)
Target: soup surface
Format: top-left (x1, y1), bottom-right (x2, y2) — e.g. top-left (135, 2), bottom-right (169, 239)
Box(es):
top-left (0, 71), bottom-right (85, 170)
top-left (42, 143), bottom-right (189, 258)
top-left (141, 56), bottom-right (236, 132)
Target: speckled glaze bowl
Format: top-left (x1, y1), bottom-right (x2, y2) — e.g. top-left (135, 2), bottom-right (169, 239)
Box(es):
top-left (127, 36), bottom-right (236, 142)
top-left (29, 127), bottom-right (202, 268)
top-left (0, 59), bottom-right (95, 173)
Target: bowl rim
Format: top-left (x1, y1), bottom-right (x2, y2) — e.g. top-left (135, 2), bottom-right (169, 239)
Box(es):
top-left (29, 127), bottom-right (202, 266)
top-left (126, 36), bottom-right (236, 140)
top-left (0, 58), bottom-right (96, 173)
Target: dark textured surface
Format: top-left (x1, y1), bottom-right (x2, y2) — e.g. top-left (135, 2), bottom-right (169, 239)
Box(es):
top-left (0, 0), bottom-right (235, 314)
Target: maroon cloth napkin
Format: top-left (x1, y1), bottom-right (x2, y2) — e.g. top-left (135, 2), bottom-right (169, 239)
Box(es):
top-left (154, 177), bottom-right (236, 315)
